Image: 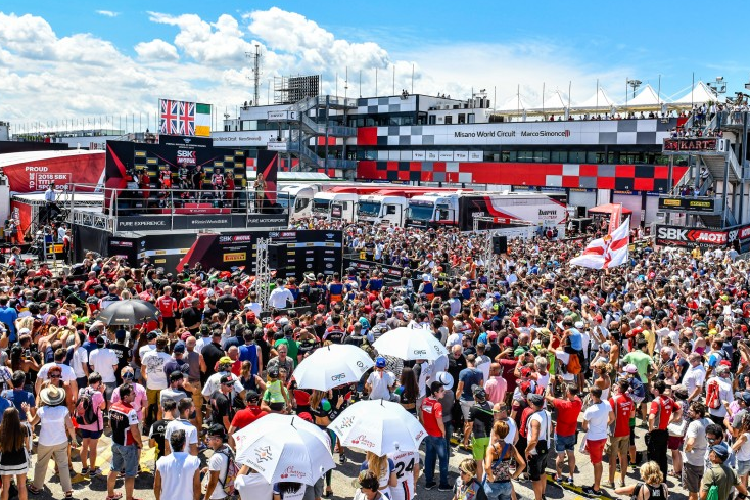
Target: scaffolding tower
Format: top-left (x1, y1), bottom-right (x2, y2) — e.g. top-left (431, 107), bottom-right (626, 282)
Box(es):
top-left (274, 75), bottom-right (321, 105)
top-left (254, 237), bottom-right (271, 311)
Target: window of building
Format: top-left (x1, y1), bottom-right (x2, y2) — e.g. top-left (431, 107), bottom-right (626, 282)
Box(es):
top-left (551, 151), bottom-right (567, 163)
top-left (445, 116), bottom-right (453, 125)
top-left (468, 113), bottom-right (476, 124)
top-left (517, 151), bottom-right (534, 162)
top-left (428, 115), bottom-right (436, 125)
top-left (458, 113), bottom-right (466, 124)
top-left (534, 151), bottom-right (551, 163)
top-left (569, 151), bottom-right (586, 163)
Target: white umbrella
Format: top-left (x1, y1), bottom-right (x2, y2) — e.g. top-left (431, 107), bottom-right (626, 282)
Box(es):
top-left (234, 413), bottom-right (335, 486)
top-left (328, 399), bottom-right (427, 455)
top-left (293, 344), bottom-right (374, 391)
top-left (372, 327), bottom-right (448, 361)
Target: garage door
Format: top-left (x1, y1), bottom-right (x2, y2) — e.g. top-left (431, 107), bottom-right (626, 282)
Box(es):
top-left (568, 190), bottom-right (597, 216)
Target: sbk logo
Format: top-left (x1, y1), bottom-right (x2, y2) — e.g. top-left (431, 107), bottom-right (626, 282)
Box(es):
top-left (729, 230), bottom-right (739, 242)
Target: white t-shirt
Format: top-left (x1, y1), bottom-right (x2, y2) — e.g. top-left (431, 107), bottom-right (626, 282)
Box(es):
top-left (89, 348), bottom-right (119, 383)
top-left (501, 417), bottom-right (518, 445)
top-left (243, 302), bottom-right (262, 317)
top-left (37, 405), bottom-right (69, 447)
top-left (202, 371), bottom-right (245, 399)
top-left (555, 351), bottom-right (575, 382)
top-left (141, 351), bottom-right (172, 390)
top-left (194, 336), bottom-right (211, 355)
top-left (526, 410), bottom-right (550, 455)
top-left (207, 449), bottom-right (229, 499)
top-left (367, 370), bottom-right (395, 401)
top-left (165, 419), bottom-right (198, 453)
top-left (156, 452), bottom-right (201, 500)
top-left (234, 473), bottom-right (274, 500)
top-left (583, 401), bottom-right (612, 441)
top-left (683, 365), bottom-right (706, 398)
top-left (38, 362), bottom-right (76, 383)
top-left (138, 344), bottom-right (156, 360)
top-left (707, 376), bottom-right (733, 418)
top-left (71, 348), bottom-right (89, 378)
top-left (388, 449), bottom-right (420, 500)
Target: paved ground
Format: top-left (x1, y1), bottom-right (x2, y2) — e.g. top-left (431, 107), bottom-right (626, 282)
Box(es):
top-left (26, 418), bottom-right (690, 500)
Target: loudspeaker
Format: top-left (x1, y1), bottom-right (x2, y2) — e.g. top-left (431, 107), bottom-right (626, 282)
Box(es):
top-left (268, 243), bottom-right (288, 278)
top-left (492, 235), bottom-right (507, 255)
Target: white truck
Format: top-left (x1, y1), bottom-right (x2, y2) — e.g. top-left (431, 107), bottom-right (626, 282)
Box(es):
top-left (277, 184), bottom-right (319, 221)
top-left (356, 194), bottom-right (408, 226)
top-left (406, 191), bottom-right (568, 234)
top-left (311, 192), bottom-right (359, 223)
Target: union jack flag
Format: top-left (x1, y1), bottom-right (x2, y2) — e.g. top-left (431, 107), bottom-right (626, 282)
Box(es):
top-left (179, 101), bottom-right (195, 136)
top-left (159, 99), bottom-right (180, 135)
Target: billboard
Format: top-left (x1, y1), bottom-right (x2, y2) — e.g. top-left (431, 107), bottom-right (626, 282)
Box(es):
top-left (2, 151), bottom-right (104, 193)
top-left (655, 225), bottom-right (728, 247)
top-left (657, 196), bottom-right (718, 213)
top-left (159, 99), bottom-right (211, 137)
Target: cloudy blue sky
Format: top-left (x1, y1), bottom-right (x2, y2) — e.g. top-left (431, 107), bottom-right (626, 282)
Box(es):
top-left (1, 1), bottom-right (748, 125)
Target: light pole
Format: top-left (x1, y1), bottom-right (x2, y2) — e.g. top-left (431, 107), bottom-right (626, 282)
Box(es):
top-left (708, 76), bottom-right (727, 97)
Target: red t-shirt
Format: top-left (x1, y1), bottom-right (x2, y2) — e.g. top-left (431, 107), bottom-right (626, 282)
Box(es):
top-left (518, 406), bottom-right (535, 438)
top-left (230, 406), bottom-right (268, 430)
top-left (155, 296), bottom-right (177, 318)
top-left (421, 397), bottom-right (443, 437)
top-left (552, 397), bottom-right (582, 437)
top-left (609, 394), bottom-right (634, 438)
top-left (649, 395), bottom-right (674, 430)
top-left (498, 358), bottom-right (518, 392)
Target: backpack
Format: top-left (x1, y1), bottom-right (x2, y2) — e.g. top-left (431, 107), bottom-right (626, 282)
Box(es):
top-left (75, 388), bottom-right (99, 428)
top-left (706, 379), bottom-right (721, 410)
top-left (217, 446), bottom-right (240, 499)
top-left (628, 376), bottom-right (646, 404)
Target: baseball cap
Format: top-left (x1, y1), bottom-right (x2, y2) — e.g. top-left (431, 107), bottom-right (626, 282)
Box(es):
top-left (96, 336), bottom-right (106, 347)
top-left (375, 357), bottom-right (386, 368)
top-left (711, 442), bottom-right (730, 459)
top-left (624, 364), bottom-right (639, 374)
top-left (207, 423), bottom-right (226, 439)
top-left (173, 343), bottom-right (186, 354)
top-left (180, 331), bottom-right (192, 341)
top-left (146, 331), bottom-right (159, 340)
top-left (268, 366), bottom-right (280, 378)
top-left (114, 329), bottom-right (127, 340)
top-left (472, 385), bottom-right (487, 401)
top-left (218, 356), bottom-right (233, 366)
top-left (520, 367), bottom-right (532, 378)
top-left (220, 374), bottom-right (233, 384)
top-left (487, 331), bottom-right (498, 340)
top-left (528, 393), bottom-right (544, 407)
top-left (169, 371), bottom-right (184, 381)
top-left (245, 390), bottom-right (260, 403)
top-left (599, 343), bottom-right (611, 352)
top-left (18, 327), bottom-right (30, 336)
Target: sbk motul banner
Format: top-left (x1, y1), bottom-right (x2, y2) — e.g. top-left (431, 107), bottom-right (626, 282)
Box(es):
top-left (655, 225), bottom-right (728, 247)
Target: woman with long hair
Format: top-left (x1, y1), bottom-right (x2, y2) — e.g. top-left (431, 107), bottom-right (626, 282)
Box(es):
top-left (0, 407), bottom-right (30, 500)
top-left (396, 366), bottom-right (419, 416)
top-left (592, 361), bottom-right (612, 401)
top-left (733, 413), bottom-right (750, 490)
top-left (484, 420), bottom-right (525, 500)
top-left (360, 451), bottom-right (397, 499)
top-left (614, 461), bottom-right (668, 499)
top-left (310, 389), bottom-right (343, 497)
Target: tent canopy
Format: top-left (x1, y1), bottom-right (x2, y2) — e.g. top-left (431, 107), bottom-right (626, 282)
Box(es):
top-left (627, 84), bottom-right (667, 106)
top-left (589, 203), bottom-right (633, 216)
top-left (541, 89), bottom-right (570, 109)
top-left (675, 81), bottom-right (719, 104)
top-left (577, 88), bottom-right (617, 108)
top-left (498, 93), bottom-right (533, 111)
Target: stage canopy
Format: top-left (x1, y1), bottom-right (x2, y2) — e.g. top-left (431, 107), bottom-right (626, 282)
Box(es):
top-left (589, 203), bottom-right (633, 216)
top-left (675, 81), bottom-right (720, 104)
top-left (627, 84), bottom-right (667, 107)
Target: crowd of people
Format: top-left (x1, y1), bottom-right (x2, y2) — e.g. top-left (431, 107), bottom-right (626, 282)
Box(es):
top-left (1, 221), bottom-right (750, 500)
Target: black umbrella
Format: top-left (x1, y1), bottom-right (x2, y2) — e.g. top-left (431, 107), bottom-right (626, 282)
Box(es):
top-left (97, 299), bottom-right (161, 326)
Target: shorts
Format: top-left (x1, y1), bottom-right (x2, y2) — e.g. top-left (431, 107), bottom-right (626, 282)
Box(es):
top-left (709, 414), bottom-right (726, 429)
top-left (527, 451), bottom-right (548, 481)
top-left (269, 402), bottom-right (285, 412)
top-left (104, 382), bottom-right (116, 402)
top-left (629, 427), bottom-right (636, 446)
top-left (459, 399), bottom-right (473, 421)
top-left (683, 462), bottom-right (704, 493)
top-left (161, 317), bottom-right (177, 334)
top-left (147, 388), bottom-right (160, 407)
top-left (609, 435), bottom-right (629, 457)
top-left (739, 459), bottom-right (750, 476)
top-left (483, 480), bottom-right (513, 500)
top-left (555, 434), bottom-right (576, 453)
top-left (189, 380), bottom-right (204, 410)
top-left (81, 428), bottom-right (103, 440)
top-left (110, 442), bottom-right (138, 478)
top-left (667, 435), bottom-right (684, 450)
top-left (472, 437), bottom-right (490, 461)
top-left (587, 438), bottom-right (606, 464)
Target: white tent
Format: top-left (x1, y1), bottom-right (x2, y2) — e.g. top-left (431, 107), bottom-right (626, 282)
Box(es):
top-left (627, 84), bottom-right (667, 106)
top-left (498, 92), bottom-right (533, 111)
top-left (541, 89), bottom-right (570, 109)
top-left (675, 81), bottom-right (719, 104)
top-left (577, 87), bottom-right (617, 108)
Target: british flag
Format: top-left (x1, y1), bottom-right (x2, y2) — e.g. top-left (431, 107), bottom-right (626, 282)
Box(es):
top-left (159, 99), bottom-right (197, 136)
top-left (159, 99), bottom-right (180, 135)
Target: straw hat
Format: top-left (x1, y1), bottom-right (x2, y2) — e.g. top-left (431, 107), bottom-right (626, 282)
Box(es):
top-left (40, 385), bottom-right (66, 406)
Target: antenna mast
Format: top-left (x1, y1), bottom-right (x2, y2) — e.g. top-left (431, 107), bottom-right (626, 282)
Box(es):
top-left (246, 45), bottom-right (263, 106)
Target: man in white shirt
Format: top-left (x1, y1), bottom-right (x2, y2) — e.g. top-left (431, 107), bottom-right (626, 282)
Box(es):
top-left (268, 279), bottom-right (294, 309)
top-left (89, 336), bottom-right (120, 400)
top-left (142, 337), bottom-right (172, 422)
top-left (164, 398), bottom-right (199, 456)
top-left (581, 387), bottom-right (615, 496)
top-left (154, 429), bottom-right (200, 500)
top-left (366, 357), bottom-right (395, 401)
top-left (204, 424), bottom-right (231, 500)
top-left (683, 353), bottom-right (707, 403)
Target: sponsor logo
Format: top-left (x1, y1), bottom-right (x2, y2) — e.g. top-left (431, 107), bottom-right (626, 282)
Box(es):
top-left (337, 416), bottom-right (356, 430)
top-left (729, 230), bottom-right (739, 242)
top-left (350, 434), bottom-right (376, 449)
top-left (177, 150), bottom-right (196, 165)
top-left (740, 226), bottom-right (750, 240)
top-left (356, 360), bottom-right (366, 368)
top-left (183, 138), bottom-right (192, 144)
top-left (154, 259), bottom-right (166, 264)
top-left (118, 220), bottom-right (168, 228)
top-left (413, 349), bottom-right (427, 357)
top-left (280, 465), bottom-right (307, 480)
top-left (331, 373), bottom-right (346, 381)
top-left (269, 232), bottom-right (279, 238)
top-left (656, 226), bottom-right (728, 246)
top-left (325, 263), bottom-right (333, 269)
top-left (254, 446), bottom-right (273, 463)
top-left (154, 250), bottom-right (167, 255)
top-left (415, 429), bottom-right (425, 441)
top-left (326, 233), bottom-right (335, 239)
top-left (223, 253), bottom-right (246, 262)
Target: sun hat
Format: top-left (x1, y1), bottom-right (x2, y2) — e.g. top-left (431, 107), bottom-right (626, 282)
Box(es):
top-left (436, 371), bottom-right (454, 390)
top-left (40, 386), bottom-right (66, 406)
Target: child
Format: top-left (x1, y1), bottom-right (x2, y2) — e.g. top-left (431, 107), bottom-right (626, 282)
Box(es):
top-left (262, 367), bottom-right (290, 413)
top-left (452, 458), bottom-right (486, 500)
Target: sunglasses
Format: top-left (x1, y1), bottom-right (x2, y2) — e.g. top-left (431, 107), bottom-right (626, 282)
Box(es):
top-left (49, 374), bottom-right (61, 378)
top-left (123, 373), bottom-right (134, 379)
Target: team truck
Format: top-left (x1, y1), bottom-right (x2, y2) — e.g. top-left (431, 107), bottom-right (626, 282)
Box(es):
top-left (311, 192), bottom-right (359, 223)
top-left (357, 194), bottom-right (409, 226)
top-left (406, 191), bottom-right (568, 233)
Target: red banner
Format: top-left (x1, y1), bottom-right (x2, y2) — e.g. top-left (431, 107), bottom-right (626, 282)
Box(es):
top-left (3, 151), bottom-right (105, 193)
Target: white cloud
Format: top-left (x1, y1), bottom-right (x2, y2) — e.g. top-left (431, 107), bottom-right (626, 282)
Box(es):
top-left (135, 39), bottom-right (179, 61)
top-left (95, 10), bottom-right (120, 17)
top-left (0, 7), bottom-right (637, 127)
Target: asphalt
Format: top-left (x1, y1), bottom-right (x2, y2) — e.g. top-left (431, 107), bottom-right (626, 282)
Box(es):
top-left (26, 417), bottom-right (691, 500)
